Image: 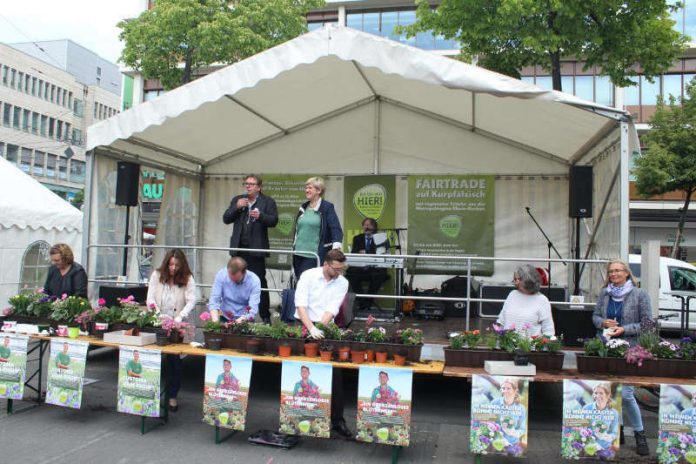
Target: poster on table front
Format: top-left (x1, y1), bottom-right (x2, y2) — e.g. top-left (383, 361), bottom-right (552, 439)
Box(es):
top-left (262, 174), bottom-right (313, 269)
top-left (356, 366), bottom-right (413, 446)
top-left (46, 339), bottom-right (89, 409)
top-left (0, 334), bottom-right (29, 400)
top-left (279, 360), bottom-right (332, 438)
top-left (407, 175), bottom-right (495, 275)
top-left (202, 354), bottom-right (253, 431)
top-left (657, 383), bottom-right (696, 463)
top-left (117, 347), bottom-right (161, 417)
top-left (470, 374), bottom-right (529, 457)
top-left (561, 379), bottom-right (622, 460)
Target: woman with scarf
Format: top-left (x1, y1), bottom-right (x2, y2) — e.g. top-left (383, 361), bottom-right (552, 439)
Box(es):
top-left (592, 259), bottom-right (651, 456)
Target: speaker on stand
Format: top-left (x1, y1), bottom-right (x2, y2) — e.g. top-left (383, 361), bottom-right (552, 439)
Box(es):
top-left (569, 166), bottom-right (593, 295)
top-left (116, 161), bottom-right (140, 277)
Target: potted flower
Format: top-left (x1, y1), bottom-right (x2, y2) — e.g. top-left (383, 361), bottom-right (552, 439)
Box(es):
top-left (159, 315), bottom-right (191, 343)
top-left (282, 323), bottom-right (306, 355)
top-left (389, 328), bottom-right (423, 362)
top-left (116, 296), bottom-right (160, 334)
top-left (319, 342), bottom-right (333, 362)
top-left (50, 294), bottom-right (91, 326)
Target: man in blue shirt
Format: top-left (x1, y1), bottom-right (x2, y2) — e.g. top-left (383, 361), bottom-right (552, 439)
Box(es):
top-left (209, 257), bottom-right (261, 323)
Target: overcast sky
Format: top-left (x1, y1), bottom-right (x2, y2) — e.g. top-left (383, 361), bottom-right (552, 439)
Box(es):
top-left (0, 1), bottom-right (144, 65)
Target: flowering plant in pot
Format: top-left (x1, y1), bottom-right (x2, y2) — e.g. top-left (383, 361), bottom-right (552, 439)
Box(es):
top-left (485, 324), bottom-right (521, 352)
top-left (314, 322), bottom-right (345, 341)
top-left (49, 294), bottom-right (90, 325)
top-left (159, 315), bottom-right (191, 342)
top-left (200, 311), bottom-right (224, 333)
top-left (319, 342), bottom-right (333, 362)
top-left (118, 296), bottom-right (160, 330)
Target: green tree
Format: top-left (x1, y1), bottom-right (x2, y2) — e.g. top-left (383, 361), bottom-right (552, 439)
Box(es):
top-left (119, 0), bottom-right (324, 90)
top-left (402, 0), bottom-right (687, 92)
top-left (634, 81), bottom-right (696, 258)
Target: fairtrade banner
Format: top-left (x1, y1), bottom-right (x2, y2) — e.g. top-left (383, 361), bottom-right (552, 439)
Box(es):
top-left (262, 175), bottom-right (311, 269)
top-left (202, 355), bottom-right (252, 430)
top-left (561, 379), bottom-right (622, 460)
top-left (657, 384), bottom-right (696, 463)
top-left (0, 334), bottom-right (28, 400)
top-left (470, 374), bottom-right (528, 457)
top-left (407, 175), bottom-right (494, 275)
top-left (46, 339), bottom-right (88, 409)
top-left (356, 366), bottom-right (413, 446)
top-left (279, 361), bottom-right (332, 438)
top-left (117, 347), bottom-right (161, 417)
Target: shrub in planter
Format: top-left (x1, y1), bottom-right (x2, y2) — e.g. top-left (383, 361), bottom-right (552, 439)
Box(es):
top-left (50, 295), bottom-right (91, 325)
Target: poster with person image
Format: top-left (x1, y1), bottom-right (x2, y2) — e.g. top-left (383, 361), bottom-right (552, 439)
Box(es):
top-left (117, 347), bottom-right (161, 417)
top-left (657, 383), bottom-right (696, 463)
top-left (561, 379), bottom-right (622, 460)
top-left (202, 355), bottom-right (253, 431)
top-left (470, 374), bottom-right (529, 457)
top-left (356, 366), bottom-right (413, 446)
top-left (0, 334), bottom-right (28, 400)
top-left (46, 339), bottom-right (88, 409)
top-left (279, 360), bottom-right (332, 438)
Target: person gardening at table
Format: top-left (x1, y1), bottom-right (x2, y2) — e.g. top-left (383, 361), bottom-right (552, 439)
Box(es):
top-left (56, 342), bottom-right (71, 370)
top-left (371, 371), bottom-right (399, 405)
top-left (592, 259), bottom-right (651, 456)
top-left (294, 248), bottom-right (352, 439)
top-left (215, 358), bottom-right (240, 392)
top-left (127, 350), bottom-right (143, 378)
top-left (209, 257), bottom-right (261, 323)
top-left (293, 365), bottom-right (321, 399)
top-left (0, 336), bottom-right (11, 362)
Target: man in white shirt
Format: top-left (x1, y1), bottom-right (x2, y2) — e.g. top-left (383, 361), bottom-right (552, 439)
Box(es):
top-left (294, 249), bottom-right (352, 438)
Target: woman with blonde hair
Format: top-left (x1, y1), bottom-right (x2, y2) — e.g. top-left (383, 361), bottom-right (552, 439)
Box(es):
top-left (491, 378), bottom-right (527, 448)
top-left (582, 383), bottom-right (620, 451)
top-left (592, 259), bottom-right (651, 456)
top-left (43, 243), bottom-right (87, 298)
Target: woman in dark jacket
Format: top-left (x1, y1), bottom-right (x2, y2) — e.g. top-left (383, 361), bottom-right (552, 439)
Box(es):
top-left (43, 243), bottom-right (88, 298)
top-left (592, 258), bottom-right (651, 456)
top-left (292, 176), bottom-right (343, 279)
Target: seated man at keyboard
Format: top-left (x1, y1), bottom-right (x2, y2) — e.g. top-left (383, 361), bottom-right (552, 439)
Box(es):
top-left (346, 218), bottom-right (390, 311)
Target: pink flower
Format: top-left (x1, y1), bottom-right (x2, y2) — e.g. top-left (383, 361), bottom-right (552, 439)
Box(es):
top-left (148, 303), bottom-right (156, 310)
top-left (61, 293), bottom-right (68, 300)
top-left (2, 307), bottom-right (12, 316)
top-left (200, 312), bottom-right (211, 321)
top-left (37, 287), bottom-right (44, 294)
top-left (97, 298), bottom-right (106, 306)
top-left (366, 314), bottom-right (376, 327)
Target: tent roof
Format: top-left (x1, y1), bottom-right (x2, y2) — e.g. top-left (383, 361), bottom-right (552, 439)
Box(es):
top-left (0, 157), bottom-right (83, 232)
top-left (88, 26), bottom-right (626, 171)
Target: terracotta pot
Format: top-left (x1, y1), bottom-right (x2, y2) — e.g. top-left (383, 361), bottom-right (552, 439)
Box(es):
top-left (338, 346), bottom-right (351, 362)
top-left (320, 351), bottom-right (333, 362)
top-left (393, 353), bottom-right (407, 366)
top-left (365, 349), bottom-right (375, 363)
top-left (304, 342), bottom-right (319, 358)
top-left (375, 351), bottom-right (388, 363)
top-left (246, 338), bottom-right (261, 355)
top-left (351, 350), bottom-right (366, 364)
top-left (278, 344), bottom-right (292, 357)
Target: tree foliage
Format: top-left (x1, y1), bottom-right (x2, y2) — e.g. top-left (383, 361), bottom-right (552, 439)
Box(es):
top-left (634, 81), bottom-right (696, 257)
top-left (119, 0), bottom-right (324, 90)
top-left (403, 0), bottom-right (687, 91)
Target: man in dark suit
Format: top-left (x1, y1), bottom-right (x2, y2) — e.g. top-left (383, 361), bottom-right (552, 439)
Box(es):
top-left (346, 217), bottom-right (390, 311)
top-left (223, 174), bottom-right (278, 323)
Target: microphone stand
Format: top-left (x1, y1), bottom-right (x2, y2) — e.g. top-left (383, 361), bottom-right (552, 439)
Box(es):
top-left (525, 207), bottom-right (566, 296)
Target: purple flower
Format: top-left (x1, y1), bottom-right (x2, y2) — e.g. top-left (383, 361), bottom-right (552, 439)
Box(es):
top-left (572, 442), bottom-right (583, 450)
top-left (505, 443), bottom-right (523, 456)
top-left (581, 428), bottom-right (593, 437)
top-left (597, 448), bottom-right (615, 460)
top-left (479, 436), bottom-right (491, 444)
top-left (670, 447), bottom-right (682, 456)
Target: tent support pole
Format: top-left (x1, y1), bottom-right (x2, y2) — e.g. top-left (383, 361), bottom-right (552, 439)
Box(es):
top-left (619, 121), bottom-right (630, 261)
top-left (373, 98), bottom-right (381, 174)
top-left (83, 150), bottom-right (95, 283)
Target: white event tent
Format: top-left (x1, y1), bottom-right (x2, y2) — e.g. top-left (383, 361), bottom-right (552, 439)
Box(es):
top-left (0, 156), bottom-right (82, 306)
top-left (86, 26), bottom-right (638, 298)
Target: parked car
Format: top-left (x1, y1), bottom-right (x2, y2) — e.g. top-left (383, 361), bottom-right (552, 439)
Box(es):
top-left (629, 254), bottom-right (696, 330)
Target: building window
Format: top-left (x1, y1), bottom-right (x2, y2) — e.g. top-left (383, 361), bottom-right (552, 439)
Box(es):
top-left (0, 142), bottom-right (4, 158)
top-left (97, 66), bottom-right (102, 76)
top-left (13, 106), bottom-right (21, 129)
top-left (31, 112), bottom-right (39, 134)
top-left (10, 68), bottom-right (16, 88)
top-left (62, 89), bottom-right (67, 107)
top-left (20, 241), bottom-right (51, 292)
top-left (31, 77), bottom-right (36, 96)
top-left (33, 151), bottom-right (45, 176)
top-left (70, 159), bottom-right (86, 183)
top-left (40, 115), bottom-right (47, 136)
top-left (2, 103), bottom-right (11, 126)
top-left (56, 120), bottom-right (63, 140)
top-left (24, 74), bottom-right (30, 93)
top-left (20, 148), bottom-right (32, 173)
top-left (663, 74), bottom-right (683, 99)
top-left (6, 144), bottom-right (18, 163)
top-left (72, 128), bottom-right (83, 146)
top-left (73, 99), bottom-right (84, 117)
top-left (641, 75), bottom-right (661, 105)
top-left (18, 72), bottom-right (24, 91)
top-left (46, 154), bottom-right (56, 177)
top-left (50, 84), bottom-right (55, 103)
top-left (595, 76), bottom-right (614, 107)
top-left (2, 66), bottom-right (8, 85)
top-left (48, 117), bottom-right (55, 137)
top-left (22, 109), bottom-right (30, 131)
top-left (58, 156), bottom-right (67, 180)
top-left (44, 82), bottom-right (49, 100)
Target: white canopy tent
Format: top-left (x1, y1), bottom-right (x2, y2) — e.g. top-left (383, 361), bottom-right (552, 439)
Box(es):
top-left (86, 26), bottom-right (637, 298)
top-left (0, 156), bottom-right (82, 306)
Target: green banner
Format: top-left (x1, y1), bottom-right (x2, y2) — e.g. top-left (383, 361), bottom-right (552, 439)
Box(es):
top-left (262, 175), bottom-right (311, 269)
top-left (343, 176), bottom-right (396, 250)
top-left (407, 175), bottom-right (494, 275)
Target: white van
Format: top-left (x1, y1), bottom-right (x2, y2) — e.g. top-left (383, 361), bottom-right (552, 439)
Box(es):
top-left (628, 254), bottom-right (696, 330)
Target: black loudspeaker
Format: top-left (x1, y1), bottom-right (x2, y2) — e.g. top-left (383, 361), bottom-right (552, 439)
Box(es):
top-left (414, 289), bottom-right (445, 319)
top-left (552, 307), bottom-right (596, 347)
top-left (441, 276), bottom-right (477, 317)
top-left (478, 284), bottom-right (567, 318)
top-left (569, 166), bottom-right (593, 218)
top-left (115, 161), bottom-right (140, 206)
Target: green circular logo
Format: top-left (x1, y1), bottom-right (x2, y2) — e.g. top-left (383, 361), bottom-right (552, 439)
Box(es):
top-left (353, 184), bottom-right (386, 220)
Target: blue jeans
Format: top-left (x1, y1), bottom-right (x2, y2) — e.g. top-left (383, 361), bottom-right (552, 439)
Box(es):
top-left (622, 385), bottom-right (644, 432)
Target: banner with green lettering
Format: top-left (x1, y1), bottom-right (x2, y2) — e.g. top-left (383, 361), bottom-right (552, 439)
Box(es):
top-left (407, 175), bottom-right (494, 275)
top-left (263, 175), bottom-right (310, 269)
top-left (343, 176), bottom-right (396, 250)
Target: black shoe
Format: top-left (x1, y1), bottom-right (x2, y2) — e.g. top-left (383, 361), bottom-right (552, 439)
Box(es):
top-left (619, 425), bottom-right (625, 445)
top-left (634, 430), bottom-right (649, 456)
top-left (168, 399), bottom-right (179, 412)
top-left (331, 418), bottom-right (353, 439)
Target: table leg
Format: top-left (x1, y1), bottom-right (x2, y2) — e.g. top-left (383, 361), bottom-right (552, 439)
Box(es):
top-left (391, 445), bottom-right (401, 464)
top-left (215, 425), bottom-right (237, 444)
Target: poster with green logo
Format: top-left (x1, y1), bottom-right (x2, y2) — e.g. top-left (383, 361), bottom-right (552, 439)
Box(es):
top-left (262, 175), bottom-right (311, 269)
top-left (202, 355), bottom-right (253, 431)
top-left (0, 334), bottom-right (28, 400)
top-left (46, 339), bottom-right (89, 409)
top-left (117, 347), bottom-right (161, 417)
top-left (279, 361), bottom-right (333, 438)
top-left (407, 175), bottom-right (494, 275)
top-left (343, 176), bottom-right (396, 250)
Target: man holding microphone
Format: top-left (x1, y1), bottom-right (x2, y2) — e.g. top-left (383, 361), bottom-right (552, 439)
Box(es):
top-left (223, 175), bottom-right (278, 323)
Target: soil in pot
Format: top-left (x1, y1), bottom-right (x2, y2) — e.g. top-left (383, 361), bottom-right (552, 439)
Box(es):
top-left (278, 344), bottom-right (292, 357)
top-left (320, 350), bottom-right (333, 362)
top-left (375, 351), bottom-right (388, 363)
top-left (246, 338), bottom-right (261, 355)
top-left (351, 350), bottom-right (366, 364)
top-left (338, 346), bottom-right (351, 362)
top-left (304, 342), bottom-right (319, 358)
top-left (208, 337), bottom-right (223, 351)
